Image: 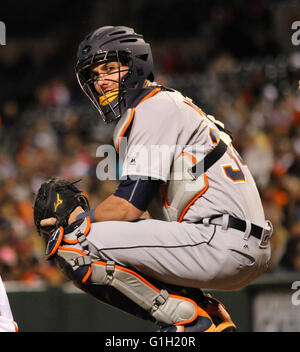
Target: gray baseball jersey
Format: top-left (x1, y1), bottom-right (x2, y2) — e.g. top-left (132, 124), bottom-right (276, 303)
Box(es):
top-left (77, 87), bottom-right (271, 291)
top-left (120, 89), bottom-right (265, 227)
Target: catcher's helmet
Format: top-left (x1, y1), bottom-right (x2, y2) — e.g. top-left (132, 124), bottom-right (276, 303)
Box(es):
top-left (75, 26), bottom-right (154, 123)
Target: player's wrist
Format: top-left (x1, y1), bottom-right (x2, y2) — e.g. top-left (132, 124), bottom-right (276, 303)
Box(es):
top-left (75, 208), bottom-right (96, 223)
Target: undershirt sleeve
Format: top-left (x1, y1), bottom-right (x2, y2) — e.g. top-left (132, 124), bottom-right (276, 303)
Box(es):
top-left (114, 176), bottom-right (163, 211)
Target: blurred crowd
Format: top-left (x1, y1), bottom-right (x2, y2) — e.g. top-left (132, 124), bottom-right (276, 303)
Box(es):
top-left (168, 52), bottom-right (300, 274)
top-left (0, 42), bottom-right (300, 285)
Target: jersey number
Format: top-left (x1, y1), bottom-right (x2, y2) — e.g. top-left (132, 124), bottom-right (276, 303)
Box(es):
top-left (209, 127), bottom-right (246, 183)
top-left (222, 147), bottom-right (246, 183)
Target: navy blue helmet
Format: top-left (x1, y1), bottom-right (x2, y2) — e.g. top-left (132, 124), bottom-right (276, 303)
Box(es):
top-left (75, 26), bottom-right (154, 123)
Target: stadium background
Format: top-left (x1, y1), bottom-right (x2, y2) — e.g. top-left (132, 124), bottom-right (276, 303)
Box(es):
top-left (0, 0), bottom-right (300, 331)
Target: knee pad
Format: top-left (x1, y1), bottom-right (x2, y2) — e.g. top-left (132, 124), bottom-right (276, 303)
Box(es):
top-left (45, 217), bottom-right (199, 327)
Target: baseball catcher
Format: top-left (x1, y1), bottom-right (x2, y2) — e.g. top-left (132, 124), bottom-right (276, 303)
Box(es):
top-left (34, 26), bottom-right (273, 332)
top-left (34, 177), bottom-right (236, 332)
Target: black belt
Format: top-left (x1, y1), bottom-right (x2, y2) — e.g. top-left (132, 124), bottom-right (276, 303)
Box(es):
top-left (196, 215), bottom-right (264, 240)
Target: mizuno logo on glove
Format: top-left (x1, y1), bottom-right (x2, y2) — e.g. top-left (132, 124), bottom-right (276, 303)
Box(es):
top-left (54, 193), bottom-right (63, 212)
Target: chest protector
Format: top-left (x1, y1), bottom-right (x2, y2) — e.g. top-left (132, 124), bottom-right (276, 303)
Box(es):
top-left (113, 86), bottom-right (231, 222)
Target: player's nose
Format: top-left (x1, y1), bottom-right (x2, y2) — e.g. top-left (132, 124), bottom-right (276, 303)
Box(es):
top-left (94, 76), bottom-right (109, 94)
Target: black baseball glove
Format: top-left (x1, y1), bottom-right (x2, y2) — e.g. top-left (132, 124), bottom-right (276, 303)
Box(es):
top-left (33, 177), bottom-right (90, 239)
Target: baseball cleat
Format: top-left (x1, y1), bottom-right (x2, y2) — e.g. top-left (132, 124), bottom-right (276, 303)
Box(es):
top-left (201, 295), bottom-right (236, 332)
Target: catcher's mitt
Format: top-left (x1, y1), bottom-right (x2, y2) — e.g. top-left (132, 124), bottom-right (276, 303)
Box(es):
top-left (33, 177), bottom-right (90, 238)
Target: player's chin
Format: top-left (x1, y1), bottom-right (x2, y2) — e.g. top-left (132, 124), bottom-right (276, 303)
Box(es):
top-left (99, 89), bottom-right (119, 106)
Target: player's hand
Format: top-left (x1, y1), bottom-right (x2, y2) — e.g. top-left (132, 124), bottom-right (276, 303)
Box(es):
top-left (40, 206), bottom-right (84, 227)
top-left (40, 217), bottom-right (57, 227)
top-left (67, 206), bottom-right (84, 225)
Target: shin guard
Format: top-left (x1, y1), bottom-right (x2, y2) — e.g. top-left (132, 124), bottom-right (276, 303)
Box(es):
top-left (46, 217), bottom-right (203, 327)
